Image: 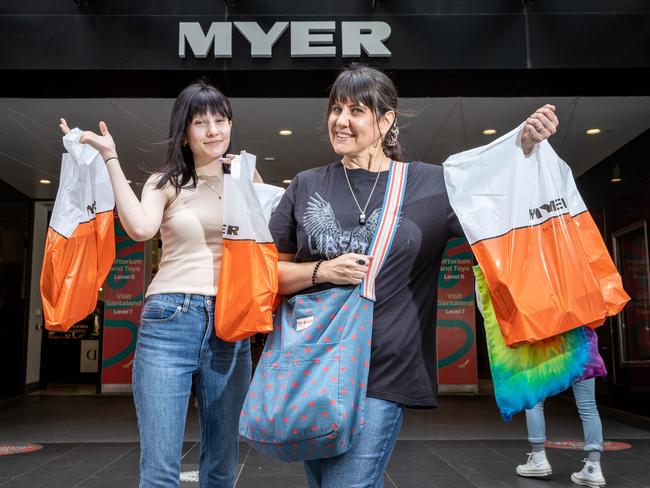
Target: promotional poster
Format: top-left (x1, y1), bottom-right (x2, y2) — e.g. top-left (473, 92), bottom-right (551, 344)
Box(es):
top-left (101, 217), bottom-right (145, 393)
top-left (437, 237), bottom-right (478, 392)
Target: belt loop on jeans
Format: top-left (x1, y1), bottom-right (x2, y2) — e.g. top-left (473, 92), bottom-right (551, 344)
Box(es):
top-left (182, 294), bottom-right (191, 312)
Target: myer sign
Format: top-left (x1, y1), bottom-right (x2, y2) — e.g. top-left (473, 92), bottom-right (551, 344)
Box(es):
top-left (179, 21), bottom-right (391, 58)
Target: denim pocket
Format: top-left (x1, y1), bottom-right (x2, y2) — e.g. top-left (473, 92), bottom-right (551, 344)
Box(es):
top-left (140, 300), bottom-right (182, 323)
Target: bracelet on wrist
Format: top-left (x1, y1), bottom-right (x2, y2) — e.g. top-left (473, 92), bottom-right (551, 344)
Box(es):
top-left (104, 156), bottom-right (119, 164)
top-left (311, 259), bottom-right (324, 287)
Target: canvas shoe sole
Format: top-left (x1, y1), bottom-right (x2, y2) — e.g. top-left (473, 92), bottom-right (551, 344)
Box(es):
top-left (516, 465), bottom-right (553, 477)
top-left (571, 472), bottom-right (606, 488)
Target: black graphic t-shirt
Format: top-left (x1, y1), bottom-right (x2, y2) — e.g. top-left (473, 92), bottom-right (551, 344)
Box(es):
top-left (269, 161), bottom-right (463, 407)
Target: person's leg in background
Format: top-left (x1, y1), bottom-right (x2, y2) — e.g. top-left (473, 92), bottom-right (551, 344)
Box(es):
top-left (303, 397), bottom-right (404, 488)
top-left (571, 378), bottom-right (606, 487)
top-left (516, 400), bottom-right (553, 477)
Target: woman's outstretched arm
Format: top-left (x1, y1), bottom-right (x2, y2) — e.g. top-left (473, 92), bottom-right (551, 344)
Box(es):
top-left (60, 118), bottom-right (168, 241)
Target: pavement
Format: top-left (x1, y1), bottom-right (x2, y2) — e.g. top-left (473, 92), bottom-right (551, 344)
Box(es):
top-left (0, 391), bottom-right (648, 487)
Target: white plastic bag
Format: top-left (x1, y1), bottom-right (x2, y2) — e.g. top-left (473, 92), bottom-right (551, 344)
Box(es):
top-left (215, 152), bottom-right (284, 341)
top-left (40, 129), bottom-right (116, 331)
top-left (443, 125), bottom-right (628, 345)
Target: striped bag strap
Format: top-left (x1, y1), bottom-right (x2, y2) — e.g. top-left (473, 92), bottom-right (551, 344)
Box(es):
top-left (361, 161), bottom-right (409, 301)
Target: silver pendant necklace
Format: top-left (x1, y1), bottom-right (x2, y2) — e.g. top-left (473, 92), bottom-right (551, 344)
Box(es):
top-left (199, 175), bottom-right (223, 199)
top-left (341, 161), bottom-right (387, 225)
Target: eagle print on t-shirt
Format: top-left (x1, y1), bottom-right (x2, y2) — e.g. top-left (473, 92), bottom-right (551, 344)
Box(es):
top-left (303, 192), bottom-right (381, 259)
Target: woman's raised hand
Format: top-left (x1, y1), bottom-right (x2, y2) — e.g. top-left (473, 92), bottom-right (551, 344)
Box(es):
top-left (59, 118), bottom-right (118, 160)
top-left (220, 150), bottom-right (248, 165)
top-left (318, 253), bottom-right (373, 286)
top-left (520, 104), bottom-right (559, 155)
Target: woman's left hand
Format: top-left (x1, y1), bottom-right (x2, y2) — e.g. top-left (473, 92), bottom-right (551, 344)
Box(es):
top-left (220, 152), bottom-right (241, 165)
top-left (220, 150), bottom-right (263, 182)
top-left (521, 104), bottom-right (559, 155)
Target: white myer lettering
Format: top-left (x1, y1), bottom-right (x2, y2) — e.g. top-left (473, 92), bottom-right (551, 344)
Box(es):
top-left (341, 22), bottom-right (392, 57)
top-left (234, 22), bottom-right (289, 58)
top-left (290, 21), bottom-right (336, 57)
top-left (178, 21), bottom-right (392, 59)
top-left (179, 22), bottom-right (231, 58)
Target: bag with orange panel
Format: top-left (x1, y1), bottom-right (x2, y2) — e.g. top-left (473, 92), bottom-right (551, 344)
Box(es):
top-left (443, 124), bottom-right (629, 346)
top-left (215, 152), bottom-right (285, 341)
top-left (40, 129), bottom-right (116, 331)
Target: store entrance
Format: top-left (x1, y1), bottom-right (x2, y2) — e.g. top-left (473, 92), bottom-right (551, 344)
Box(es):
top-left (13, 95), bottom-right (650, 402)
top-left (39, 306), bottom-right (103, 395)
top-left (0, 180), bottom-right (31, 400)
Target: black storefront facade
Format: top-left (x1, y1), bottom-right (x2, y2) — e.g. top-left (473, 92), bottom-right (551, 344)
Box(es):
top-left (1, 1), bottom-right (649, 416)
top-left (3, 1), bottom-right (650, 98)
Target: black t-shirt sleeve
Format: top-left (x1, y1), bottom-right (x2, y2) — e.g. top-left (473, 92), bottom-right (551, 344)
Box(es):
top-left (269, 176), bottom-right (298, 254)
top-left (446, 200), bottom-right (463, 238)
top-left (442, 171), bottom-right (464, 238)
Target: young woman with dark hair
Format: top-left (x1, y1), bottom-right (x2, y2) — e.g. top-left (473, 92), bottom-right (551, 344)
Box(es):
top-left (60, 81), bottom-right (256, 488)
top-left (269, 63), bottom-right (559, 487)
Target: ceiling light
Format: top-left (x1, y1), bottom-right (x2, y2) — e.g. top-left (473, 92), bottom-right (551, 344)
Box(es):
top-left (264, 157), bottom-right (276, 161)
top-left (586, 128), bottom-right (602, 135)
top-left (278, 129), bottom-right (293, 136)
top-left (39, 179), bottom-right (51, 184)
top-left (282, 179), bottom-right (292, 184)
top-left (482, 129), bottom-right (497, 135)
top-left (610, 163), bottom-right (622, 183)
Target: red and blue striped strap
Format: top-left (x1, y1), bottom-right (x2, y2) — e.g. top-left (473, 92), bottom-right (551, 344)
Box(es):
top-left (361, 161), bottom-right (408, 301)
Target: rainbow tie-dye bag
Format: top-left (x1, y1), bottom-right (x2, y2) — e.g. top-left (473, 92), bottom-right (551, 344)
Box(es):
top-left (474, 265), bottom-right (606, 421)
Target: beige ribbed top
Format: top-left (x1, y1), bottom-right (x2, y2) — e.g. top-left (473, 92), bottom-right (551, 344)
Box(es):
top-left (145, 171), bottom-right (224, 298)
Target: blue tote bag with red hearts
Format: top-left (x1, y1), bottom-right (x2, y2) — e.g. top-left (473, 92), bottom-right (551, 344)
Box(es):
top-left (239, 161), bottom-right (408, 462)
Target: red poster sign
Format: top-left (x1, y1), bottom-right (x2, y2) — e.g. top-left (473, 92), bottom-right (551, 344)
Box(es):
top-left (101, 217), bottom-right (145, 393)
top-left (437, 238), bottom-right (478, 391)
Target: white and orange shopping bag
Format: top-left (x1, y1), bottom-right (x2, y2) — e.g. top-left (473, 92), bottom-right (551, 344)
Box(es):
top-left (40, 129), bottom-right (116, 331)
top-left (443, 124), bottom-right (629, 346)
top-left (215, 153), bottom-right (284, 341)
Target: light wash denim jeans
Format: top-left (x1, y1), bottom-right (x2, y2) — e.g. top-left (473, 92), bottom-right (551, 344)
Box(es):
top-left (133, 293), bottom-right (251, 488)
top-left (303, 397), bottom-right (405, 488)
top-left (525, 378), bottom-right (603, 452)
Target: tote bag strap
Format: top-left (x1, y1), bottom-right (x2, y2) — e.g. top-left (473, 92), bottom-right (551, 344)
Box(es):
top-left (361, 160), bottom-right (408, 301)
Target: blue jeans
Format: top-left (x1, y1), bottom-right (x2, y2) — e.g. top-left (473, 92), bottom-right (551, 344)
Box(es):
top-left (133, 294), bottom-right (251, 488)
top-left (525, 378), bottom-right (603, 452)
top-left (303, 397), bottom-right (404, 488)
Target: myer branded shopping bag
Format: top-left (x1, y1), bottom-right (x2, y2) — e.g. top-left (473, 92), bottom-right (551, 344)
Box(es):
top-left (40, 129), bottom-right (116, 331)
top-left (474, 266), bottom-right (606, 421)
top-left (444, 125), bottom-right (629, 346)
top-left (215, 152), bottom-right (285, 341)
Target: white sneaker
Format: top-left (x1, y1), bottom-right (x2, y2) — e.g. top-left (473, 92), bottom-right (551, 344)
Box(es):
top-left (571, 460), bottom-right (606, 488)
top-left (516, 451), bottom-right (553, 477)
